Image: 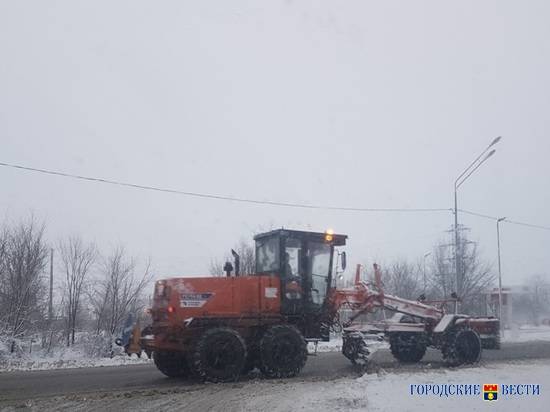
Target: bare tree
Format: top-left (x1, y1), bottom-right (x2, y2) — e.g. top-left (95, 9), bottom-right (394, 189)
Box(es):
top-left (430, 242), bottom-right (454, 300)
top-left (0, 225), bottom-right (8, 331)
top-left (0, 218), bottom-right (48, 337)
top-left (88, 278), bottom-right (110, 335)
top-left (90, 246), bottom-right (152, 337)
top-left (210, 239), bottom-right (255, 276)
top-left (383, 259), bottom-right (423, 300)
top-left (430, 236), bottom-right (495, 314)
top-left (59, 236), bottom-right (97, 346)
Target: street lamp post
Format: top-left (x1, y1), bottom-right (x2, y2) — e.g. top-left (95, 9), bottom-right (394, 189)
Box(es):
top-left (453, 136), bottom-right (501, 307)
top-left (497, 217), bottom-right (506, 336)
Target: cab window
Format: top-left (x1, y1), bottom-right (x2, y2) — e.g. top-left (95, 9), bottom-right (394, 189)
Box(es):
top-left (255, 237), bottom-right (280, 273)
top-left (284, 238), bottom-right (302, 278)
top-left (308, 242), bottom-right (331, 305)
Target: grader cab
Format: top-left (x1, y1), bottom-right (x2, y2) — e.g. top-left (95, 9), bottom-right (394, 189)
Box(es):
top-left (117, 228), bottom-right (499, 382)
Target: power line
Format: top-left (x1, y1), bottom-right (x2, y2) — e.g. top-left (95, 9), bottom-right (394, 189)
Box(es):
top-left (3, 160), bottom-right (549, 231)
top-left (0, 161), bottom-right (450, 213)
top-left (505, 219), bottom-right (550, 231)
top-left (459, 208), bottom-right (550, 232)
top-left (458, 209), bottom-right (497, 220)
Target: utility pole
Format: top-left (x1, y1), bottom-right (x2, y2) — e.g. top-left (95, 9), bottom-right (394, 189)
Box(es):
top-left (453, 136), bottom-right (501, 308)
top-left (496, 217), bottom-right (506, 336)
top-left (454, 191), bottom-right (460, 297)
top-left (49, 248), bottom-right (53, 322)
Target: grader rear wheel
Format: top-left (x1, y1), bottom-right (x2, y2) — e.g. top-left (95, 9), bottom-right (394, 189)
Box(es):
top-left (154, 351), bottom-right (189, 378)
top-left (192, 327), bottom-right (247, 382)
top-left (259, 325), bottom-right (307, 378)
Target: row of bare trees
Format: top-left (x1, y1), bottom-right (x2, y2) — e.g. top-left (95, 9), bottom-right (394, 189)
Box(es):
top-left (0, 218), bottom-right (152, 353)
top-left (365, 237), bottom-right (496, 315)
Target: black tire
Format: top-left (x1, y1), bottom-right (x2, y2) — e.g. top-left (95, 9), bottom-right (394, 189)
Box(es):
top-left (192, 327), bottom-right (247, 382)
top-left (389, 332), bottom-right (427, 363)
top-left (154, 351), bottom-right (189, 378)
top-left (259, 325), bottom-right (307, 378)
top-left (442, 327), bottom-right (482, 366)
top-left (342, 332), bottom-right (370, 366)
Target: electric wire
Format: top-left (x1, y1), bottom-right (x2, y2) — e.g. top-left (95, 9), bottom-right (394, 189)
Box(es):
top-left (0, 161), bottom-right (451, 213)
top-left (2, 161), bottom-right (549, 232)
top-left (459, 209), bottom-right (550, 231)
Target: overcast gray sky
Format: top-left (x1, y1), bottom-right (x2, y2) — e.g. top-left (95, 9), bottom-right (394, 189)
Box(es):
top-left (1, 1), bottom-right (549, 285)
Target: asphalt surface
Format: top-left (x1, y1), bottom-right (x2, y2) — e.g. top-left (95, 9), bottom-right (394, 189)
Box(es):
top-left (1, 341), bottom-right (550, 404)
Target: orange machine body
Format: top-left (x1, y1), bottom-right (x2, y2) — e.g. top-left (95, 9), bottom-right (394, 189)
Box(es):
top-left (154, 275), bottom-right (281, 317)
top-left (148, 275), bottom-right (282, 352)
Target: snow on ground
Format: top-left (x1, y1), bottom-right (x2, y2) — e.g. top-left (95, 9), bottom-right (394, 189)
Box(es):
top-left (351, 360), bottom-right (550, 412)
top-left (8, 359), bottom-right (549, 412)
top-left (218, 360), bottom-right (550, 412)
top-left (0, 341), bottom-right (150, 372)
top-left (308, 337), bottom-right (343, 353)
top-left (0, 352), bottom-right (150, 372)
top-left (502, 325), bottom-right (550, 343)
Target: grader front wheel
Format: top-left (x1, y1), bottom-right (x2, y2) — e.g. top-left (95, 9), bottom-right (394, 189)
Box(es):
top-left (259, 325), bottom-right (307, 378)
top-left (442, 327), bottom-right (482, 366)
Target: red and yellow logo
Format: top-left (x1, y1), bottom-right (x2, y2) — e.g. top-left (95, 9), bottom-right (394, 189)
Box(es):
top-left (483, 384), bottom-right (498, 401)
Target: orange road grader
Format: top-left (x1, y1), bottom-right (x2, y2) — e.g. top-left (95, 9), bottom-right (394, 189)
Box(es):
top-left (117, 229), bottom-right (499, 382)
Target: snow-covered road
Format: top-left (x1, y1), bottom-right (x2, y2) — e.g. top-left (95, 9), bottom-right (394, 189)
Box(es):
top-left (1, 359), bottom-right (548, 412)
top-left (2, 328), bottom-right (550, 411)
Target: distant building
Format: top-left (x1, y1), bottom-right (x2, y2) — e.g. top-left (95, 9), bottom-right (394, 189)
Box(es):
top-left (484, 284), bottom-right (550, 327)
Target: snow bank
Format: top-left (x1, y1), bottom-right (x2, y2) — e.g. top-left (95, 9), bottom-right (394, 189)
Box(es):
top-left (502, 325), bottom-right (550, 343)
top-left (0, 351), bottom-right (150, 372)
top-left (236, 360), bottom-right (550, 412)
top-left (0, 333), bottom-right (150, 372)
top-left (349, 360), bottom-right (549, 411)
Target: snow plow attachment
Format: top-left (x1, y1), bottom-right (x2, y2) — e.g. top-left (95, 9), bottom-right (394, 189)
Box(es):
top-left (115, 314), bottom-right (152, 358)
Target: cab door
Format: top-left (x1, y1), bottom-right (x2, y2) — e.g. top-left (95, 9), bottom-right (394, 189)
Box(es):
top-left (280, 237), bottom-right (304, 316)
top-left (302, 241), bottom-right (333, 340)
